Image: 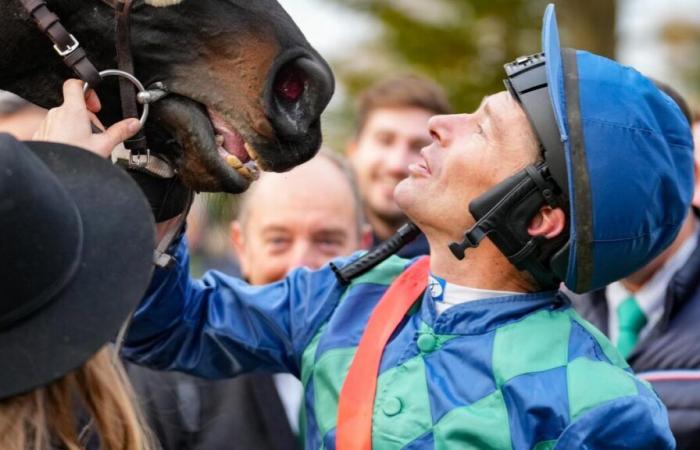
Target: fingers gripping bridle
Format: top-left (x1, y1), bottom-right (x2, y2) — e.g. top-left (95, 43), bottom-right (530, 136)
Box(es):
top-left (20, 0), bottom-right (190, 271)
top-left (18, 0), bottom-right (174, 177)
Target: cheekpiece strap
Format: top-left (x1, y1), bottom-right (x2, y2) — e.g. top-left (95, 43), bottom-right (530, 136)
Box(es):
top-left (19, 0), bottom-right (102, 87)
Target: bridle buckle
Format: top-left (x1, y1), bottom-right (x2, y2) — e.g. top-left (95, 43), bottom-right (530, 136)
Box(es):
top-left (53, 34), bottom-right (80, 57)
top-left (128, 149), bottom-right (151, 168)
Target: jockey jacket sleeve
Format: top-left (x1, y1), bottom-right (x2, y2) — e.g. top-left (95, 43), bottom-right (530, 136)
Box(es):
top-left (554, 391), bottom-right (676, 449)
top-left (121, 236), bottom-right (349, 379)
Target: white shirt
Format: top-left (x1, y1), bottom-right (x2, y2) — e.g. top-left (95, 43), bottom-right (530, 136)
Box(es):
top-left (428, 274), bottom-right (525, 315)
top-left (273, 373), bottom-right (303, 435)
top-left (606, 231), bottom-right (698, 344)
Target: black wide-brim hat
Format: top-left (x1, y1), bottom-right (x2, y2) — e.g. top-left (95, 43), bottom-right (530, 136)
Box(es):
top-left (0, 134), bottom-right (155, 399)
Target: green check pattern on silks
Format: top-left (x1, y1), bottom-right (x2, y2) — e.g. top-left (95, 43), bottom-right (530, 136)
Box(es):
top-left (299, 256), bottom-right (674, 449)
top-left (124, 242), bottom-right (676, 450)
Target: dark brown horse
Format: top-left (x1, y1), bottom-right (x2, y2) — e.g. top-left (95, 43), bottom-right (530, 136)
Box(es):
top-left (0, 0), bottom-right (335, 193)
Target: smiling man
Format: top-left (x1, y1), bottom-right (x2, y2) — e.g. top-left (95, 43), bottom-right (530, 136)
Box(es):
top-left (347, 76), bottom-right (452, 257)
top-left (123, 5), bottom-right (692, 449)
top-left (231, 152), bottom-right (371, 285)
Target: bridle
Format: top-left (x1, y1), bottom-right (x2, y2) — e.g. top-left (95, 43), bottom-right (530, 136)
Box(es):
top-left (19, 0), bottom-right (189, 269)
top-left (18, 0), bottom-right (174, 177)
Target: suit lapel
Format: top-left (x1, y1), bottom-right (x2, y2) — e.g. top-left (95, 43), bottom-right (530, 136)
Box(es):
top-left (249, 375), bottom-right (299, 450)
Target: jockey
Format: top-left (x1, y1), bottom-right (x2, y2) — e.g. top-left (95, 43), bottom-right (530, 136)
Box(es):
top-left (123, 5), bottom-right (692, 449)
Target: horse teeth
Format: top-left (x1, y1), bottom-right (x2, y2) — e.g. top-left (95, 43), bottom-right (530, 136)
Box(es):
top-left (225, 155), bottom-right (243, 169)
top-left (236, 164), bottom-right (256, 181)
top-left (215, 135), bottom-right (225, 146)
top-left (244, 161), bottom-right (260, 180)
top-left (244, 142), bottom-right (259, 161)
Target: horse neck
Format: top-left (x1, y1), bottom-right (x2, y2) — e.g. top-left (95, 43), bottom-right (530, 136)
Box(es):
top-left (0, 0), bottom-right (115, 107)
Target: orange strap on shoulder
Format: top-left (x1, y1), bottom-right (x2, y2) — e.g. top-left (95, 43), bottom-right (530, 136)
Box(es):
top-left (336, 256), bottom-right (430, 450)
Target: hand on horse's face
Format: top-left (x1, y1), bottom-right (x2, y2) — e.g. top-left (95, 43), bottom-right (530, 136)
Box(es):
top-left (32, 79), bottom-right (141, 158)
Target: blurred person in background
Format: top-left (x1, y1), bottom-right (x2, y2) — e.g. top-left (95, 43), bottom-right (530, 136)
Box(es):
top-left (128, 151), bottom-right (370, 450)
top-left (231, 150), bottom-right (372, 284)
top-left (346, 75), bottom-right (452, 257)
top-left (571, 83), bottom-right (700, 449)
top-left (0, 91), bottom-right (47, 140)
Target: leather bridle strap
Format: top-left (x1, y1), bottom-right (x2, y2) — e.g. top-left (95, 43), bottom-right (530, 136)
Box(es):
top-left (115, 0), bottom-right (149, 155)
top-left (336, 256), bottom-right (430, 450)
top-left (20, 0), bottom-right (150, 155)
top-left (19, 0), bottom-right (102, 87)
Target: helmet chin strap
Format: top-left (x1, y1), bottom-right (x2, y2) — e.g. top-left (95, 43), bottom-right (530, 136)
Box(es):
top-left (448, 163), bottom-right (565, 289)
top-left (331, 50), bottom-right (571, 287)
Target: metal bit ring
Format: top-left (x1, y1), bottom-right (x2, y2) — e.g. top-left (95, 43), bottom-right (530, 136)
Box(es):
top-left (83, 69), bottom-right (149, 127)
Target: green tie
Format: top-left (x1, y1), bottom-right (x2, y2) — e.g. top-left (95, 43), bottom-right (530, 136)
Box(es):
top-left (615, 295), bottom-right (647, 359)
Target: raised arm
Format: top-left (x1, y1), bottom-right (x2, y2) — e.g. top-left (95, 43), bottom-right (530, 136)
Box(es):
top-left (122, 236), bottom-right (349, 379)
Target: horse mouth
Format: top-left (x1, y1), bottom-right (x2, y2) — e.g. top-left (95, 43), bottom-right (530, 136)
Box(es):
top-left (207, 107), bottom-right (261, 182)
top-left (148, 95), bottom-right (269, 193)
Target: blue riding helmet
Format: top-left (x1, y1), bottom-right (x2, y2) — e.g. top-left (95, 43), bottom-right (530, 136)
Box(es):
top-left (512, 4), bottom-right (695, 293)
top-left (451, 4), bottom-right (694, 293)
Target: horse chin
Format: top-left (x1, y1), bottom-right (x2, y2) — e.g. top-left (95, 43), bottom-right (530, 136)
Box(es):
top-left (148, 95), bottom-right (255, 194)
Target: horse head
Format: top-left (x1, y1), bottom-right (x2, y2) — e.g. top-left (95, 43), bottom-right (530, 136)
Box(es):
top-left (1, 0), bottom-right (335, 193)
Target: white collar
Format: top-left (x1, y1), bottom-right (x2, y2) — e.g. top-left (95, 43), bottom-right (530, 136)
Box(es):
top-left (429, 275), bottom-right (525, 315)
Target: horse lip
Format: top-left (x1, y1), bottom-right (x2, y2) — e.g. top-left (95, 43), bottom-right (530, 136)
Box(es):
top-left (205, 107), bottom-right (264, 171)
top-left (148, 90), bottom-right (321, 190)
top-left (149, 95), bottom-right (254, 193)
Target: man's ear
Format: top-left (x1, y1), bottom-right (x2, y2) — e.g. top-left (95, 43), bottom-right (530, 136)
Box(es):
top-left (230, 221), bottom-right (246, 260)
top-left (346, 140), bottom-right (358, 160)
top-left (230, 220), bottom-right (252, 277)
top-left (527, 206), bottom-right (566, 239)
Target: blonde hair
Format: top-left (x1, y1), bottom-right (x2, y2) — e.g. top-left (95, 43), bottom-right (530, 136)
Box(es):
top-left (0, 346), bottom-right (156, 450)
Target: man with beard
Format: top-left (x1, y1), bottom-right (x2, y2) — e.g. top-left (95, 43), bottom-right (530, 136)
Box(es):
top-left (347, 75), bottom-right (452, 257)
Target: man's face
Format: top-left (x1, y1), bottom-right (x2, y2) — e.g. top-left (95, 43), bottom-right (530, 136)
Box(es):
top-left (231, 157), bottom-right (369, 285)
top-left (348, 107), bottom-right (433, 229)
top-left (395, 91), bottom-right (539, 239)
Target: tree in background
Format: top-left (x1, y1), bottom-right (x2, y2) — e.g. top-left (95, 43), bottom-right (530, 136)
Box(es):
top-left (323, 0), bottom-right (616, 148)
top-left (662, 19), bottom-right (700, 113)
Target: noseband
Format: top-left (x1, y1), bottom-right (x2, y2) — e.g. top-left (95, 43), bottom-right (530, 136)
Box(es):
top-left (19, 0), bottom-right (172, 175)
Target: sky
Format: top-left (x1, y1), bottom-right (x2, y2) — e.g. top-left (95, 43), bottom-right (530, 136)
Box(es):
top-left (277, 0), bottom-right (377, 59)
top-left (617, 0), bottom-right (700, 89)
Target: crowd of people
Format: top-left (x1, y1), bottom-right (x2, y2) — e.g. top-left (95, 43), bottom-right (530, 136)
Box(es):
top-left (2, 4), bottom-right (700, 450)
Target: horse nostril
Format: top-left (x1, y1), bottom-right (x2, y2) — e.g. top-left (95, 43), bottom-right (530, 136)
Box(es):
top-left (274, 64), bottom-right (307, 103)
top-left (268, 55), bottom-right (335, 139)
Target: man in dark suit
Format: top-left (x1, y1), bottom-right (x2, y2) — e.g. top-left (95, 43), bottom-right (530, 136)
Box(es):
top-left (570, 89), bottom-right (700, 450)
top-left (128, 152), bottom-right (370, 449)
